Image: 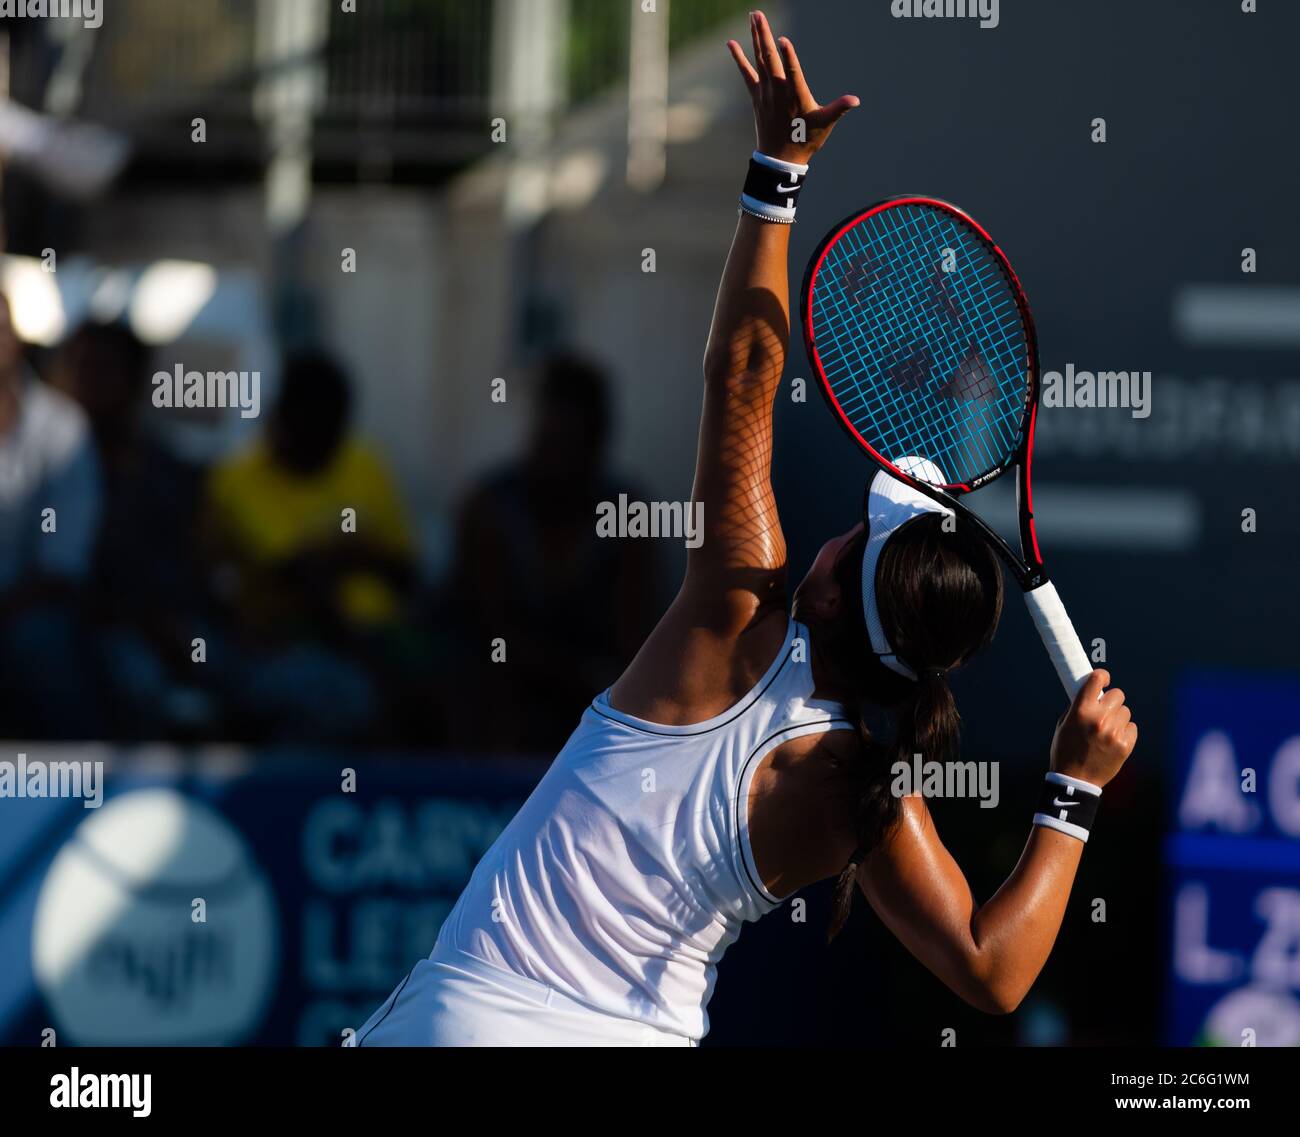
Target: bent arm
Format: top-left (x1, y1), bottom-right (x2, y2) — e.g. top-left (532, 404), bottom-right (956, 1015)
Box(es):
top-left (859, 795), bottom-right (1083, 1014)
top-left (858, 672), bottom-right (1136, 1014)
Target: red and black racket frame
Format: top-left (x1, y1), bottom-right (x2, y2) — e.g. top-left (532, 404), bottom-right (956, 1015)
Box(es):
top-left (799, 195), bottom-right (1050, 592)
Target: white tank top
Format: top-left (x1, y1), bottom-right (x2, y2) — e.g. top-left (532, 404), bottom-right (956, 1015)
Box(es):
top-left (436, 618), bottom-right (854, 1039)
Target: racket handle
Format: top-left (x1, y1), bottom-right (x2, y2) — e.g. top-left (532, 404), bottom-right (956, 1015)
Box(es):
top-left (1024, 581), bottom-right (1093, 698)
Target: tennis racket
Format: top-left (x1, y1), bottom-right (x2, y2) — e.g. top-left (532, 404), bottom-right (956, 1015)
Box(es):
top-left (799, 195), bottom-right (1093, 698)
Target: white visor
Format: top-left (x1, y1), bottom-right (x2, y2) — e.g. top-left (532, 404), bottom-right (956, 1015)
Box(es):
top-left (862, 456), bottom-right (955, 681)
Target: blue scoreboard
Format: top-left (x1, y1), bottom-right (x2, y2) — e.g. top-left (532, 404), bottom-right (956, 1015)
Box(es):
top-left (1165, 673), bottom-right (1300, 1046)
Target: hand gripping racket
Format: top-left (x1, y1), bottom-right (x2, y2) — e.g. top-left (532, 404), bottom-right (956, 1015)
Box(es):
top-left (800, 196), bottom-right (1092, 697)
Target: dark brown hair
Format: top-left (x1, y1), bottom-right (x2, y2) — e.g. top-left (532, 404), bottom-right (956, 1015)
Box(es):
top-left (818, 512), bottom-right (1004, 940)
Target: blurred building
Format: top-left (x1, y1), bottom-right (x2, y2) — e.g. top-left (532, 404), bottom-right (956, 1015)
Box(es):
top-left (1, 0), bottom-right (754, 584)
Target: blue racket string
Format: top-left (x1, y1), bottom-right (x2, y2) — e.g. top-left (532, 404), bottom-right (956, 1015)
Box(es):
top-left (809, 202), bottom-right (1030, 486)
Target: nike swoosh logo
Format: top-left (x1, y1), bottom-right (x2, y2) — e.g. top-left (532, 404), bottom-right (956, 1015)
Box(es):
top-left (775, 181), bottom-right (803, 194)
top-left (1053, 797), bottom-right (1079, 808)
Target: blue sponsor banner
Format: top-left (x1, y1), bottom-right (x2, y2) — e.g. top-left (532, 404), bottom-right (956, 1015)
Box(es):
top-left (0, 749), bottom-right (540, 1046)
top-left (1165, 674), bottom-right (1300, 1046)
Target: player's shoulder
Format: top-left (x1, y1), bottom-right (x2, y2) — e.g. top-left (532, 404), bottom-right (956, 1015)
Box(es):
top-left (750, 725), bottom-right (865, 891)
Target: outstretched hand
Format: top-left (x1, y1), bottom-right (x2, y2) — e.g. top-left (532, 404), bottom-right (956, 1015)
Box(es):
top-left (726, 11), bottom-right (859, 166)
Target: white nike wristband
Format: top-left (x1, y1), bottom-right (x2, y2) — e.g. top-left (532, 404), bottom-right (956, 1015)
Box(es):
top-left (1033, 771), bottom-right (1101, 843)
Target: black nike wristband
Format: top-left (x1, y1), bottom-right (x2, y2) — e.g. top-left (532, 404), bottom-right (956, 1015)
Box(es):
top-left (739, 151), bottom-right (808, 224)
top-left (1033, 771), bottom-right (1101, 843)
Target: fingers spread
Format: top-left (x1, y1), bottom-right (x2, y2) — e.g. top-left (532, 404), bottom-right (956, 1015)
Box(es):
top-left (726, 39), bottom-right (759, 90)
top-left (750, 13), bottom-right (765, 78)
top-left (754, 11), bottom-right (785, 80)
top-left (823, 93), bottom-right (862, 117)
top-left (806, 94), bottom-right (861, 130)
top-left (778, 36), bottom-right (811, 100)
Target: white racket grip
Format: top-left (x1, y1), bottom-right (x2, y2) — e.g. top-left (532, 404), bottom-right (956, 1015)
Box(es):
top-left (1024, 581), bottom-right (1093, 698)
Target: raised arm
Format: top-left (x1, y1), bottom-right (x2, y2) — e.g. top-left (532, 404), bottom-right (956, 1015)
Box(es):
top-left (609, 14), bottom-right (856, 721)
top-left (690, 13), bottom-right (858, 626)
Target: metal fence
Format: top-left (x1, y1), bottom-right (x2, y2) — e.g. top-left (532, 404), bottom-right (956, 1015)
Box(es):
top-left (12, 0), bottom-right (749, 173)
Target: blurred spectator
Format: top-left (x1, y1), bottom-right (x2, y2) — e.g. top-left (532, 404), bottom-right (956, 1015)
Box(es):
top-left (446, 352), bottom-right (659, 753)
top-left (203, 349), bottom-right (419, 743)
top-left (49, 319), bottom-right (215, 739)
top-left (0, 294), bottom-right (103, 737)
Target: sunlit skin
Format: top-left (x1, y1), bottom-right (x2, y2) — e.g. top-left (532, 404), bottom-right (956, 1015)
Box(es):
top-left (790, 522), bottom-right (862, 627)
top-left (609, 12), bottom-right (1136, 1013)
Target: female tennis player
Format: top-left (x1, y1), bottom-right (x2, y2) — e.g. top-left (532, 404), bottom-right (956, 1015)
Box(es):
top-left (358, 11), bottom-right (1137, 1047)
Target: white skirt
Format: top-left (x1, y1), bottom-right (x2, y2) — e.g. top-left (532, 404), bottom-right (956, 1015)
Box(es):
top-left (355, 944), bottom-right (697, 1048)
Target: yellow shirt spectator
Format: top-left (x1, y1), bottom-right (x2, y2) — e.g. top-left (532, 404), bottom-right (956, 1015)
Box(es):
top-left (207, 437), bottom-right (414, 632)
